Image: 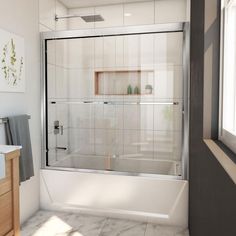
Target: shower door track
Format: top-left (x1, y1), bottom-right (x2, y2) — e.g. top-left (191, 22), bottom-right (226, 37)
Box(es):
top-left (46, 166), bottom-right (183, 180)
top-left (50, 101), bottom-right (180, 105)
top-left (41, 22), bottom-right (190, 180)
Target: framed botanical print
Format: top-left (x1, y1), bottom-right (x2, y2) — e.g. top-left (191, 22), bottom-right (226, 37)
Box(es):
top-left (0, 28), bottom-right (25, 92)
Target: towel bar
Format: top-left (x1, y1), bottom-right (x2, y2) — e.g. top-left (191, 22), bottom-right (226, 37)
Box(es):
top-left (0, 115), bottom-right (31, 125)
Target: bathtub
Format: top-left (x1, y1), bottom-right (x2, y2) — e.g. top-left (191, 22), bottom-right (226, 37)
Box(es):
top-left (40, 168), bottom-right (188, 227)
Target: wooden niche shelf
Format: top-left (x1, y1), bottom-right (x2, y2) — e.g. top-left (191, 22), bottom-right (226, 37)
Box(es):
top-left (94, 69), bottom-right (154, 96)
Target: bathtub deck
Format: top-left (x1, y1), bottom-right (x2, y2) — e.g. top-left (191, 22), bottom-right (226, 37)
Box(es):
top-left (21, 210), bottom-right (189, 236)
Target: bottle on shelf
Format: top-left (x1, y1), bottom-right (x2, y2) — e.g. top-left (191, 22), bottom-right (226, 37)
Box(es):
top-left (134, 86), bottom-right (140, 95)
top-left (127, 85), bottom-right (132, 95)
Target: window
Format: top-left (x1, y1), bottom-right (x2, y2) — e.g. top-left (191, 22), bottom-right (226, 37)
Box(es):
top-left (219, 0), bottom-right (236, 153)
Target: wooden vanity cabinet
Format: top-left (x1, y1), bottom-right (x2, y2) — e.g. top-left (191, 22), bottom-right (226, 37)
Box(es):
top-left (0, 149), bottom-right (20, 236)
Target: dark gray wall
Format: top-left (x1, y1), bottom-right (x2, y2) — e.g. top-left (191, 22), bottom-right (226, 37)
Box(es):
top-left (189, 0), bottom-right (236, 236)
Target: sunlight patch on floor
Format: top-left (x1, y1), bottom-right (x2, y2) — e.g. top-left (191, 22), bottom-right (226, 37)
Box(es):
top-left (32, 216), bottom-right (83, 236)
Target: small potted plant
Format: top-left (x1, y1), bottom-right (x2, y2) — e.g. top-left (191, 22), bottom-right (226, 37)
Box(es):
top-left (145, 84), bottom-right (153, 94)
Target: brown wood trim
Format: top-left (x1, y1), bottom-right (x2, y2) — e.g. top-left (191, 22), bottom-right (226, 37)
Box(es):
top-left (0, 159), bottom-right (12, 196)
top-left (5, 150), bottom-right (21, 161)
top-left (0, 149), bottom-right (20, 236)
top-left (0, 191), bottom-right (13, 235)
top-left (12, 156), bottom-right (20, 236)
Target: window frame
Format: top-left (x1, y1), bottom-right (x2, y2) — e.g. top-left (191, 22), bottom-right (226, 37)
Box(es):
top-left (219, 0), bottom-right (236, 154)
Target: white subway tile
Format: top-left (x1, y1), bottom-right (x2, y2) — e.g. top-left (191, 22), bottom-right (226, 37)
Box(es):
top-left (69, 104), bottom-right (94, 129)
top-left (94, 103), bottom-right (104, 129)
top-left (47, 40), bottom-right (56, 65)
top-left (124, 1), bottom-right (155, 26)
top-left (140, 34), bottom-right (155, 68)
top-left (56, 0), bottom-right (68, 31)
top-left (95, 4), bottom-right (124, 28)
top-left (116, 36), bottom-right (124, 67)
top-left (47, 64), bottom-right (56, 99)
top-left (39, 24), bottom-right (51, 32)
top-left (153, 103), bottom-right (182, 131)
top-left (140, 104), bottom-right (154, 130)
top-left (95, 37), bottom-right (104, 68)
top-left (103, 37), bottom-right (116, 68)
top-left (154, 32), bottom-right (183, 65)
top-left (56, 40), bottom-right (68, 67)
top-left (154, 65), bottom-right (183, 99)
top-left (55, 67), bottom-right (68, 98)
top-left (68, 38), bottom-right (95, 69)
top-left (39, 0), bottom-right (56, 30)
top-left (95, 129), bottom-right (123, 155)
top-left (154, 131), bottom-right (182, 161)
top-left (124, 105), bottom-right (140, 130)
top-left (138, 130), bottom-right (154, 159)
top-left (48, 103), bottom-right (56, 133)
top-left (48, 132), bottom-right (55, 150)
top-left (69, 128), bottom-right (95, 154)
top-left (155, 0), bottom-right (187, 23)
top-left (124, 130), bottom-right (139, 156)
top-left (124, 35), bottom-right (140, 67)
top-left (56, 104), bottom-right (69, 128)
top-left (68, 7), bottom-right (95, 30)
top-left (68, 69), bottom-right (94, 99)
top-left (57, 128), bottom-right (69, 149)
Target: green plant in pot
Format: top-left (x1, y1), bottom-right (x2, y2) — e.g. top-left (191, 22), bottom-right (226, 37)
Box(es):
top-left (145, 84), bottom-right (153, 94)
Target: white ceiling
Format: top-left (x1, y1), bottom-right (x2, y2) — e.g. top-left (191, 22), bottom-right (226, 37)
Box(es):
top-left (59, 0), bottom-right (152, 8)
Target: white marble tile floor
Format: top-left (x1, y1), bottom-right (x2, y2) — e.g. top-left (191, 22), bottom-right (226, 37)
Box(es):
top-left (21, 211), bottom-right (189, 236)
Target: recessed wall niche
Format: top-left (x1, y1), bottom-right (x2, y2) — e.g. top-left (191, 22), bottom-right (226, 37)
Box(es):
top-left (94, 70), bottom-right (154, 95)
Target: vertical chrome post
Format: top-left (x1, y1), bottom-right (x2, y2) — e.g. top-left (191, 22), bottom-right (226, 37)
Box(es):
top-left (182, 22), bottom-right (190, 180)
top-left (41, 34), bottom-right (47, 168)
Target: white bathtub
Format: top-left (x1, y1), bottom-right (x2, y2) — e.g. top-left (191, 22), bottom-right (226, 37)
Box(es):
top-left (40, 169), bottom-right (188, 227)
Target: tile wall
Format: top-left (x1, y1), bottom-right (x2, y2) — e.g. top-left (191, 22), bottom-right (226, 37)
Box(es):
top-left (68, 0), bottom-right (189, 30)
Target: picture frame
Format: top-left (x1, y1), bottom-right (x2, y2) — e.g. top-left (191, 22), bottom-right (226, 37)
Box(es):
top-left (0, 28), bottom-right (25, 93)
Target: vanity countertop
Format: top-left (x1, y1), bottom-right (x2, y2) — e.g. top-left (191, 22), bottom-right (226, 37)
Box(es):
top-left (0, 145), bottom-right (22, 154)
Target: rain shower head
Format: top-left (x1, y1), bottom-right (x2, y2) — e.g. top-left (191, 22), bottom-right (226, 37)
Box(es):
top-left (55, 14), bottom-right (104, 22)
top-left (81, 14), bottom-right (104, 22)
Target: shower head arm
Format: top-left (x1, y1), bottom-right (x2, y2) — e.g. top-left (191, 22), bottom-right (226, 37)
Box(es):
top-left (55, 14), bottom-right (83, 21)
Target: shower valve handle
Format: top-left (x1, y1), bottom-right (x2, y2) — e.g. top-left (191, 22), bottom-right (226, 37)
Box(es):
top-left (54, 120), bottom-right (64, 135)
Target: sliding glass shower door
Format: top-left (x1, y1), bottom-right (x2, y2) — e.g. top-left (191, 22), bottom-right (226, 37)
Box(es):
top-left (44, 26), bottom-right (187, 177)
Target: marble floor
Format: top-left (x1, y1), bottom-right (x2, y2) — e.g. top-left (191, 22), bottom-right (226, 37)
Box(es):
top-left (21, 211), bottom-right (189, 236)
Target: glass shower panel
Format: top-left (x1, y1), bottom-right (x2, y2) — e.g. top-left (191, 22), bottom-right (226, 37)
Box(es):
top-left (47, 39), bottom-right (70, 166)
top-left (46, 31), bottom-right (183, 176)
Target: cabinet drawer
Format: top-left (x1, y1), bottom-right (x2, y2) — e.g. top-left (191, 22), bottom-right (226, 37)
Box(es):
top-left (0, 191), bottom-right (13, 236)
top-left (0, 160), bottom-right (12, 196)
